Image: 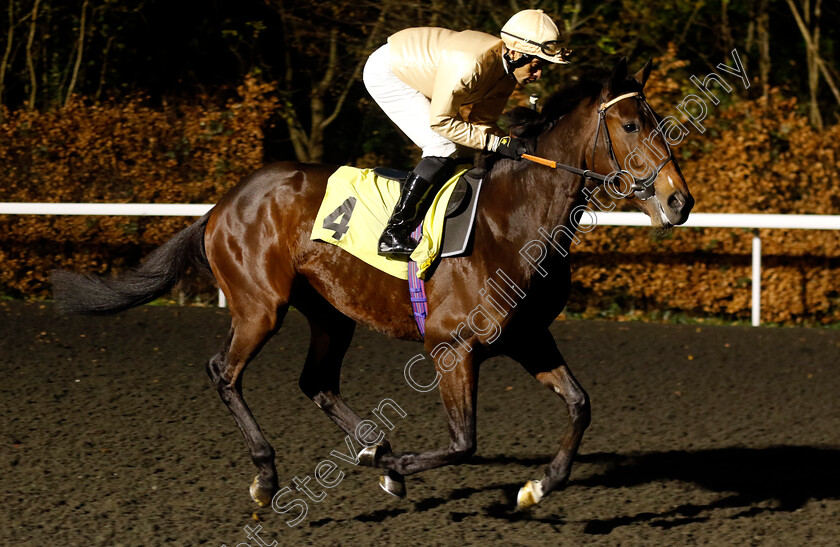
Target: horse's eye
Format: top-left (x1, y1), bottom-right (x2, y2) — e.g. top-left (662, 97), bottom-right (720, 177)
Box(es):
top-left (623, 123), bottom-right (639, 133)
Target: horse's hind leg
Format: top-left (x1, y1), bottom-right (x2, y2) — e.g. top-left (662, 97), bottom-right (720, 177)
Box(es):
top-left (297, 303), bottom-right (413, 495)
top-left (206, 307), bottom-right (287, 506)
top-left (506, 328), bottom-right (590, 509)
top-left (376, 349), bottom-right (480, 479)
top-left (298, 313), bottom-right (366, 435)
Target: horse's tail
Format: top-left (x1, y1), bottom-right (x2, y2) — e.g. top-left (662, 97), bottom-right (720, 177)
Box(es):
top-left (51, 212), bottom-right (214, 315)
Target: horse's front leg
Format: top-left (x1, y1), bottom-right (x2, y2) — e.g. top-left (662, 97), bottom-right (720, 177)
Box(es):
top-left (507, 328), bottom-right (591, 509)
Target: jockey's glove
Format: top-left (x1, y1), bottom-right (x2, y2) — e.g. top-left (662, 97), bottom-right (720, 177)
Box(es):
top-left (493, 136), bottom-right (532, 160)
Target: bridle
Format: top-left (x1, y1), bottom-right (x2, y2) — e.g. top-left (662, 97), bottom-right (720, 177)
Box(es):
top-left (594, 91), bottom-right (674, 200)
top-left (523, 91), bottom-right (675, 201)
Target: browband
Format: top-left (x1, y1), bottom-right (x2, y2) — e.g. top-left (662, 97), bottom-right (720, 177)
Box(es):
top-left (599, 92), bottom-right (642, 111)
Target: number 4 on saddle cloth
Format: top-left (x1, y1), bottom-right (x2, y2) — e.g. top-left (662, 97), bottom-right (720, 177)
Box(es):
top-left (310, 164), bottom-right (485, 281)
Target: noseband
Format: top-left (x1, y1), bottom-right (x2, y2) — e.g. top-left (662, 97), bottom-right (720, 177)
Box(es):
top-left (594, 91), bottom-right (675, 201)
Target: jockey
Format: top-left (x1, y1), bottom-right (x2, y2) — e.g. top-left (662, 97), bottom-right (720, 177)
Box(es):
top-left (363, 9), bottom-right (571, 258)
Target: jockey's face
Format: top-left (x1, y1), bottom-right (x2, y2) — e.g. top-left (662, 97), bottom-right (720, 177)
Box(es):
top-left (511, 52), bottom-right (544, 85)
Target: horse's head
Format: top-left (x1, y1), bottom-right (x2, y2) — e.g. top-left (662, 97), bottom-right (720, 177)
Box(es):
top-left (502, 61), bottom-right (693, 229)
top-left (588, 58), bottom-right (694, 228)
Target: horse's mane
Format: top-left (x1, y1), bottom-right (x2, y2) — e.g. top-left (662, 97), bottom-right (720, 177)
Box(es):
top-left (502, 72), bottom-right (644, 139)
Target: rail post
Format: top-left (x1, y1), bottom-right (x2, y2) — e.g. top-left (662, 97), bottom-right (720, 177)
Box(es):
top-left (751, 231), bottom-right (761, 327)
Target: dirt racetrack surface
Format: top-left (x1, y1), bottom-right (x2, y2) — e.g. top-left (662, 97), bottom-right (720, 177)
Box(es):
top-left (2, 300), bottom-right (839, 546)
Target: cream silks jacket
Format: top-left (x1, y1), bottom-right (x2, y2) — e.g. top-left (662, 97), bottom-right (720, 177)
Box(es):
top-left (387, 27), bottom-right (517, 151)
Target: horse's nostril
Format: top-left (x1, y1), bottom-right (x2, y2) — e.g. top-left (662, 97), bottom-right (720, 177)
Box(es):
top-left (668, 193), bottom-right (685, 212)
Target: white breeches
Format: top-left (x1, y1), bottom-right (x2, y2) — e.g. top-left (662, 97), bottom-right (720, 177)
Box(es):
top-left (363, 44), bottom-right (458, 158)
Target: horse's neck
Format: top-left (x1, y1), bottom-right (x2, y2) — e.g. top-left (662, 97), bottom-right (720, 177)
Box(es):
top-left (542, 106), bottom-right (596, 172)
top-left (474, 103), bottom-right (595, 295)
top-left (489, 103), bottom-right (594, 241)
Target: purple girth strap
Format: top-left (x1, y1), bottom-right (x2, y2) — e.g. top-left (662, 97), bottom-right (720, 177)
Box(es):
top-left (408, 224), bottom-right (428, 339)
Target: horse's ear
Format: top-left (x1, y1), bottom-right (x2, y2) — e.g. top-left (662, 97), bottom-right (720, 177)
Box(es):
top-left (633, 58), bottom-right (653, 89)
top-left (610, 57), bottom-right (628, 95)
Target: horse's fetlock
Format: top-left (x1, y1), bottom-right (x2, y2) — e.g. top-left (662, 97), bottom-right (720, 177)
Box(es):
top-left (251, 444), bottom-right (276, 465)
top-left (450, 440), bottom-right (476, 461)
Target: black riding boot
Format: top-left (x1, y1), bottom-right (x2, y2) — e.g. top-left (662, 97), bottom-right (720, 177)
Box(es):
top-left (378, 156), bottom-right (451, 257)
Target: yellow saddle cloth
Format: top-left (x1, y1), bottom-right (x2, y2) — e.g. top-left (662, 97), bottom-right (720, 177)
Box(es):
top-left (310, 165), bottom-right (468, 280)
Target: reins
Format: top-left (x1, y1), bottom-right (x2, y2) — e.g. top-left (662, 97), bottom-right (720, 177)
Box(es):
top-left (521, 91), bottom-right (675, 200)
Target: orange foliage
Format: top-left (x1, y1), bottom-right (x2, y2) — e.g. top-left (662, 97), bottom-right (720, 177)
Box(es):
top-left (0, 76), bottom-right (278, 297)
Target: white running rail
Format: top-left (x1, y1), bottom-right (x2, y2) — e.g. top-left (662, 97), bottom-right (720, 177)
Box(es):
top-left (3, 203), bottom-right (840, 325)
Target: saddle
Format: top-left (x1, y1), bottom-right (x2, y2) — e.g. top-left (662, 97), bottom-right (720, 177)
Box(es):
top-left (310, 164), bottom-right (485, 279)
top-left (373, 165), bottom-right (485, 257)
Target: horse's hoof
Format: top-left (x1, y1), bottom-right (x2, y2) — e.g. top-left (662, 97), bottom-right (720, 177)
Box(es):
top-left (249, 475), bottom-right (274, 507)
top-left (516, 479), bottom-right (544, 510)
top-left (358, 440), bottom-right (392, 467)
top-left (379, 470), bottom-right (406, 498)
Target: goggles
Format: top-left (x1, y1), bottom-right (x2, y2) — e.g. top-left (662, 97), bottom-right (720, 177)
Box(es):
top-left (501, 30), bottom-right (572, 62)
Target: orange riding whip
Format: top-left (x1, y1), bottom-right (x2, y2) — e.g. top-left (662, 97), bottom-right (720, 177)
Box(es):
top-left (521, 153), bottom-right (608, 182)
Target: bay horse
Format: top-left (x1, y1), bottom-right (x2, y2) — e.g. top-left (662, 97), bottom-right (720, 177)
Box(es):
top-left (51, 58), bottom-right (693, 510)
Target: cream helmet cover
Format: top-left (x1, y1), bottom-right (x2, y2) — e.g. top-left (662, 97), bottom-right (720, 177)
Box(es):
top-left (501, 9), bottom-right (571, 64)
